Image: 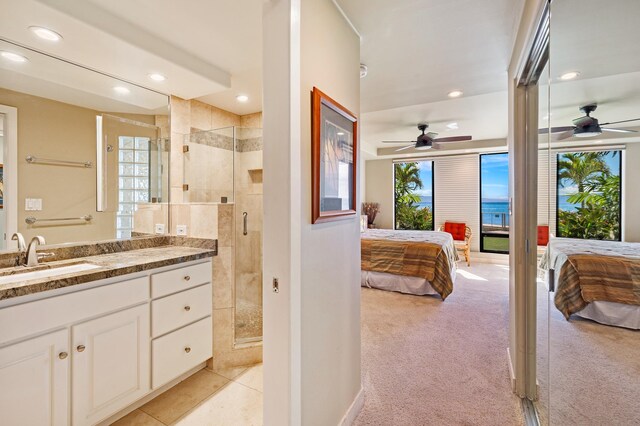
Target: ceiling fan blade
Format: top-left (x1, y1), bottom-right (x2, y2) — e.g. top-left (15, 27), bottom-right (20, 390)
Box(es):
top-left (395, 144), bottom-right (415, 152)
top-left (432, 135), bottom-right (473, 143)
top-left (555, 130), bottom-right (575, 140)
top-left (382, 141), bottom-right (413, 144)
top-left (600, 118), bottom-right (640, 126)
top-left (540, 126), bottom-right (575, 134)
top-left (426, 132), bottom-right (439, 139)
top-left (601, 128), bottom-right (638, 134)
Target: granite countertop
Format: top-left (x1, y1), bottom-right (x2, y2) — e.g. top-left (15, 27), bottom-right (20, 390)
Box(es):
top-left (0, 237), bottom-right (217, 301)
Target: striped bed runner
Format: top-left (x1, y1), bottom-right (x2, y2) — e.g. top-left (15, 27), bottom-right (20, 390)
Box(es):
top-left (555, 254), bottom-right (640, 319)
top-left (361, 238), bottom-right (454, 300)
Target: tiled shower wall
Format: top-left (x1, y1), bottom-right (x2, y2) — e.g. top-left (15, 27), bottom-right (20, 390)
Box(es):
top-left (170, 96), bottom-right (263, 370)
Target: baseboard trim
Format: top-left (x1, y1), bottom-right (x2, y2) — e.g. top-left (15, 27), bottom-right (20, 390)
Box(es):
top-left (339, 386), bottom-right (364, 426)
top-left (507, 347), bottom-right (516, 392)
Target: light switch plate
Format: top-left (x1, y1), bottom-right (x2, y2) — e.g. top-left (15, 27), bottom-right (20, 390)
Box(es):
top-left (176, 225), bottom-right (188, 236)
top-left (154, 223), bottom-right (165, 234)
top-left (25, 198), bottom-right (43, 211)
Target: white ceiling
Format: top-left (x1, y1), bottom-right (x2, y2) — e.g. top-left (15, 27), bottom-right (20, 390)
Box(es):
top-left (335, 0), bottom-right (524, 156)
top-left (0, 0), bottom-right (263, 115)
top-left (2, 0), bottom-right (638, 139)
top-left (340, 0), bottom-right (640, 158)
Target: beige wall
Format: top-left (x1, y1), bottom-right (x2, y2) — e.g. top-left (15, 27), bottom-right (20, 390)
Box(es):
top-left (299, 0), bottom-right (362, 424)
top-left (364, 159), bottom-right (394, 229)
top-left (1, 88), bottom-right (114, 244)
top-left (0, 88), bottom-right (168, 245)
top-left (263, 0), bottom-right (362, 422)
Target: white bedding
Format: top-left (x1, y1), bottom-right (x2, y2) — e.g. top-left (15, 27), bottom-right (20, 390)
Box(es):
top-left (361, 271), bottom-right (438, 296)
top-left (541, 237), bottom-right (640, 329)
top-left (360, 229), bottom-right (458, 297)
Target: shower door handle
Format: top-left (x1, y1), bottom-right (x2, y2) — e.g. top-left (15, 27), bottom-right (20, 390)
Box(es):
top-left (243, 212), bottom-right (248, 235)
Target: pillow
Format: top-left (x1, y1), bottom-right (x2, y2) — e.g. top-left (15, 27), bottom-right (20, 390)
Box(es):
top-left (444, 222), bottom-right (466, 241)
top-left (537, 225), bottom-right (549, 246)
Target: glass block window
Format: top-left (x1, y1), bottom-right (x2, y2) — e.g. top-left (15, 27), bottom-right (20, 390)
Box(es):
top-left (117, 136), bottom-right (150, 238)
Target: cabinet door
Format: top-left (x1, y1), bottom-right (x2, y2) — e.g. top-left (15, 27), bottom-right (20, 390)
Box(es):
top-left (72, 304), bottom-right (150, 426)
top-left (0, 329), bottom-right (69, 426)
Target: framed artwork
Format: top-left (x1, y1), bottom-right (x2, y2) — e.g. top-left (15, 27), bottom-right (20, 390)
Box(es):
top-left (0, 164), bottom-right (3, 209)
top-left (311, 87), bottom-right (358, 224)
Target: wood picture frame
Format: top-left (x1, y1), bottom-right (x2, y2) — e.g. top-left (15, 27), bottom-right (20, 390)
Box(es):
top-left (311, 87), bottom-right (358, 224)
top-left (0, 163), bottom-right (4, 209)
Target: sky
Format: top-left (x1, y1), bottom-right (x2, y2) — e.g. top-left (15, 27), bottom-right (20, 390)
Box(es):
top-left (414, 161), bottom-right (433, 197)
top-left (557, 151), bottom-right (621, 195)
top-left (400, 150), bottom-right (618, 203)
top-left (480, 153), bottom-right (509, 201)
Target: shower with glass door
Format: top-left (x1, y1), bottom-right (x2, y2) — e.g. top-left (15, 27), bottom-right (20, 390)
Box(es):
top-left (183, 125), bottom-right (263, 346)
top-left (233, 126), bottom-right (263, 344)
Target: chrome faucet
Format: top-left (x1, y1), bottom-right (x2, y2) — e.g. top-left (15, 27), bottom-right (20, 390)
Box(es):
top-left (26, 236), bottom-right (46, 267)
top-left (11, 233), bottom-right (26, 252)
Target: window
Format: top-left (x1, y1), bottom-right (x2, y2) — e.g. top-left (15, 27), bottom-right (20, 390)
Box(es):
top-left (394, 160), bottom-right (434, 230)
top-left (117, 136), bottom-right (150, 239)
top-left (480, 153), bottom-right (509, 253)
top-left (556, 150), bottom-right (621, 241)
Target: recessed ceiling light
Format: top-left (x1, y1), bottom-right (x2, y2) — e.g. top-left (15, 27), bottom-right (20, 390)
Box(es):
top-left (448, 90), bottom-right (463, 98)
top-left (113, 86), bottom-right (130, 94)
top-left (559, 71), bottom-right (580, 81)
top-left (446, 122), bottom-right (459, 130)
top-left (148, 73), bottom-right (166, 82)
top-left (1, 51), bottom-right (28, 63)
top-left (29, 26), bottom-right (63, 42)
top-left (236, 95), bottom-right (249, 102)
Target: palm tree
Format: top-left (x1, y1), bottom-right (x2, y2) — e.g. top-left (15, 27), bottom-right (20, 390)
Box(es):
top-left (557, 152), bottom-right (609, 208)
top-left (394, 162), bottom-right (433, 230)
top-left (394, 162), bottom-right (423, 205)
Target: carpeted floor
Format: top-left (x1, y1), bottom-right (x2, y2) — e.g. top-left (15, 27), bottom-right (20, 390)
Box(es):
top-left (536, 278), bottom-right (640, 425)
top-left (355, 263), bottom-right (524, 426)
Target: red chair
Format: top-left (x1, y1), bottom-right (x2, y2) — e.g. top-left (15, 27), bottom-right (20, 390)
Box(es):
top-left (439, 222), bottom-right (472, 266)
top-left (537, 225), bottom-right (549, 246)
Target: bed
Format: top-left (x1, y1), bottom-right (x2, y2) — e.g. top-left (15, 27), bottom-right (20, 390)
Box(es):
top-left (361, 229), bottom-right (459, 299)
top-left (540, 237), bottom-right (640, 329)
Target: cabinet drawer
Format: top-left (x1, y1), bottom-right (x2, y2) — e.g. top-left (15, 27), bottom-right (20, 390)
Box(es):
top-left (150, 262), bottom-right (211, 298)
top-left (0, 276), bottom-right (149, 346)
top-left (151, 284), bottom-right (212, 337)
top-left (151, 316), bottom-right (212, 389)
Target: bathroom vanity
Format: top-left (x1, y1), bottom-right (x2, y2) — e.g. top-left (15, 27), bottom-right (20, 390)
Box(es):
top-left (0, 237), bottom-right (216, 426)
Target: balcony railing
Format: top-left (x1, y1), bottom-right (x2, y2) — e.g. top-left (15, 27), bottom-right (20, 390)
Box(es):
top-left (481, 212), bottom-right (509, 232)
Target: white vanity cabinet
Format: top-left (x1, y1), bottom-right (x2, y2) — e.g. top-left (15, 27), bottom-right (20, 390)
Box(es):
top-left (0, 258), bottom-right (213, 426)
top-left (72, 304), bottom-right (150, 426)
top-left (0, 329), bottom-right (69, 426)
top-left (150, 262), bottom-right (213, 389)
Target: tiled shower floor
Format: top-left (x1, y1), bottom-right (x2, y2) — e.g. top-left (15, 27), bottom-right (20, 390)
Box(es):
top-left (235, 298), bottom-right (263, 341)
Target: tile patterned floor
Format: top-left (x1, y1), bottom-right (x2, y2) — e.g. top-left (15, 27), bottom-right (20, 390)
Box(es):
top-left (112, 364), bottom-right (263, 426)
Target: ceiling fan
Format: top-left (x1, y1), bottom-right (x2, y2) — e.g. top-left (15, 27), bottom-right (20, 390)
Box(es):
top-left (382, 124), bottom-right (473, 151)
top-left (540, 103), bottom-right (640, 140)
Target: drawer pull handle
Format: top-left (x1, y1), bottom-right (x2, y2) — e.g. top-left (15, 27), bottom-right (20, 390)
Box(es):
top-left (58, 352), bottom-right (68, 360)
top-left (76, 345), bottom-right (86, 353)
top-left (184, 305), bottom-right (191, 311)
top-left (184, 275), bottom-right (191, 281)
top-left (184, 347), bottom-right (191, 353)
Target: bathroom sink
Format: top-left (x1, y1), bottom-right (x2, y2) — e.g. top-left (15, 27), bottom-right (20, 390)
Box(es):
top-left (0, 262), bottom-right (102, 285)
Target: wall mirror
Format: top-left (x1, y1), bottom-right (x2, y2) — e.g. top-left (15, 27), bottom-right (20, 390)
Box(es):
top-left (0, 39), bottom-right (169, 250)
top-left (538, 0), bottom-right (640, 424)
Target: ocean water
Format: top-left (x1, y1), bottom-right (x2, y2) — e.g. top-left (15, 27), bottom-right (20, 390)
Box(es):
top-left (413, 196), bottom-right (578, 227)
